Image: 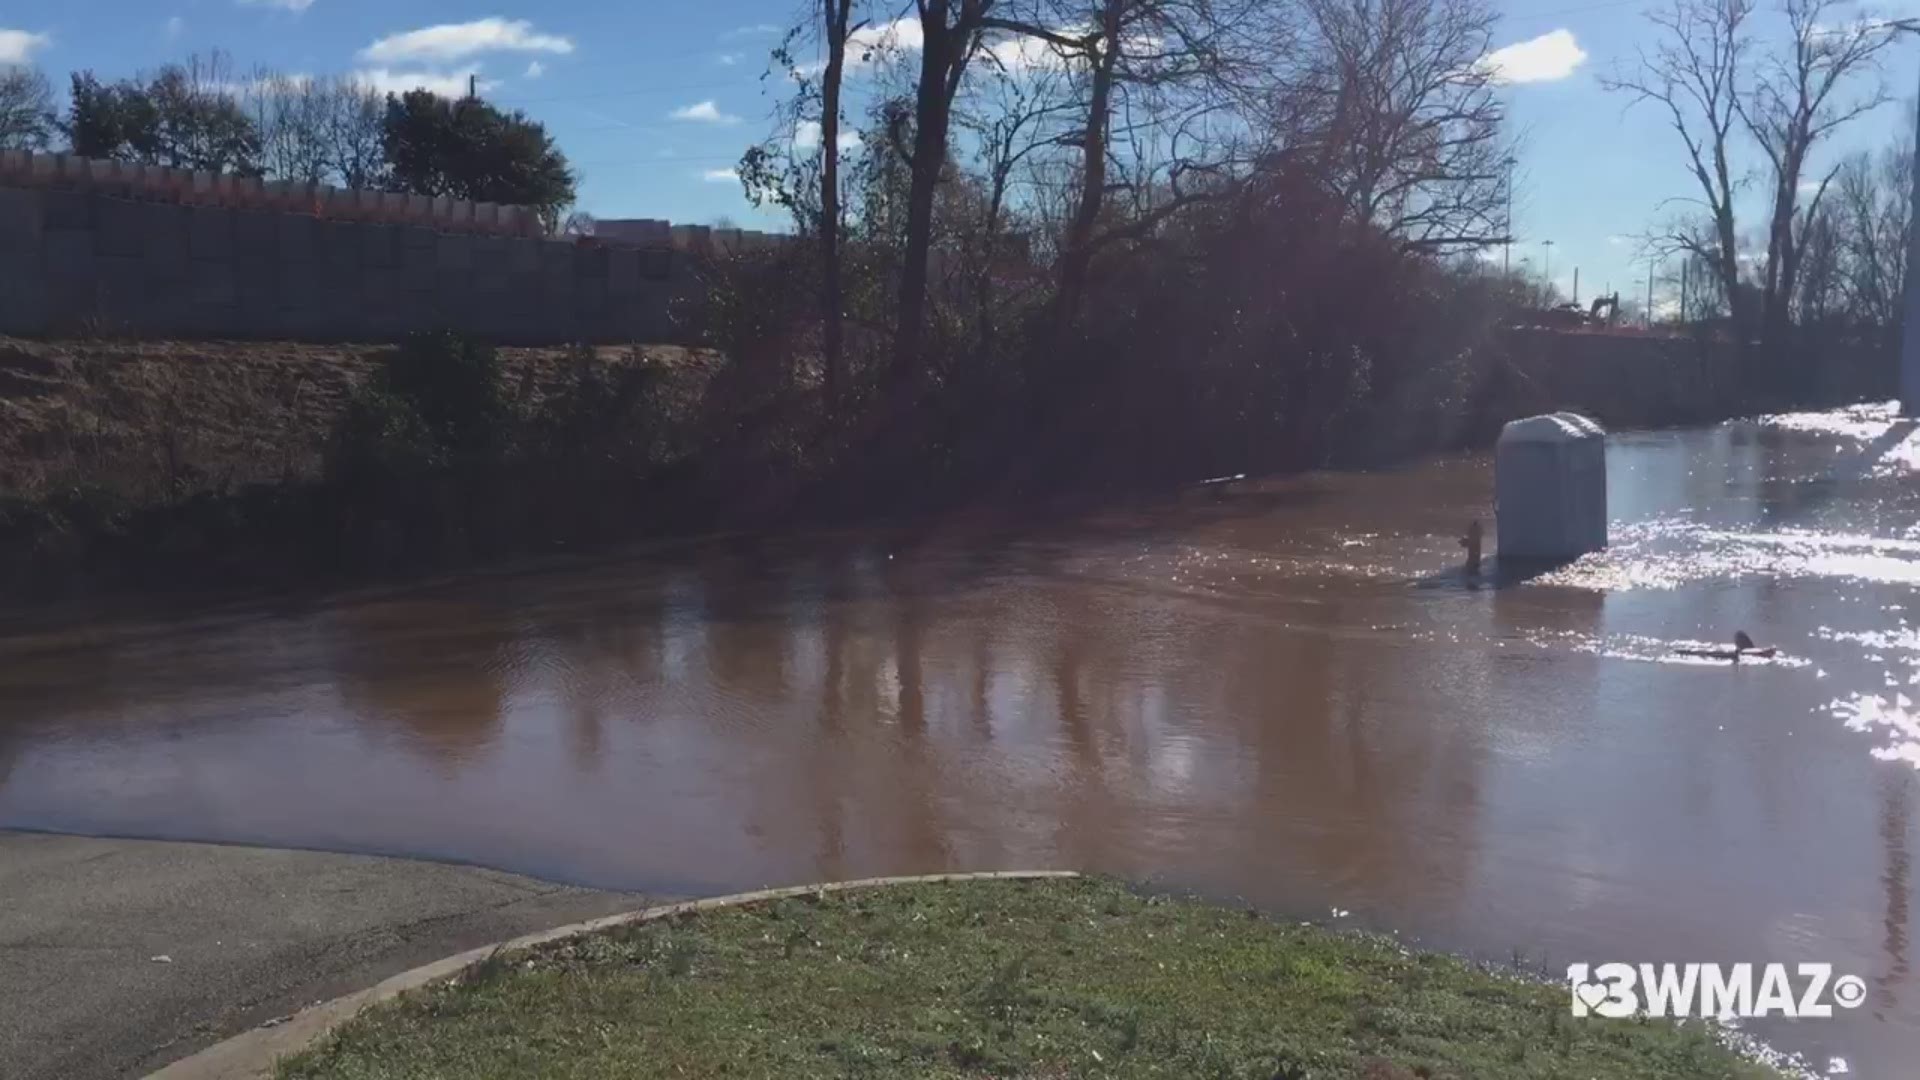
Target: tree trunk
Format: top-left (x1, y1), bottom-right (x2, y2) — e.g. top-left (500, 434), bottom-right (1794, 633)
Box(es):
top-left (891, 22), bottom-right (959, 384)
top-left (1713, 203), bottom-right (1750, 370)
top-left (820, 0), bottom-right (851, 411)
top-left (1054, 3), bottom-right (1121, 328)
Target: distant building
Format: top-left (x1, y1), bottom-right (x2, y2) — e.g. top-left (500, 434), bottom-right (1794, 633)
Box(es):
top-left (594, 218), bottom-right (672, 247)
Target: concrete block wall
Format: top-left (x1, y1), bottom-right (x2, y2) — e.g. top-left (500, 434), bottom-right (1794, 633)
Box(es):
top-left (0, 187), bottom-right (678, 344)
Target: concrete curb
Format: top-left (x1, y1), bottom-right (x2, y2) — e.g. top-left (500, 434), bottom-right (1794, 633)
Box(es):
top-left (146, 870), bottom-right (1080, 1080)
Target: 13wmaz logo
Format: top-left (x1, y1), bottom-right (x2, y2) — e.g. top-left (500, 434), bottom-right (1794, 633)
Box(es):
top-left (1566, 963), bottom-right (1868, 1019)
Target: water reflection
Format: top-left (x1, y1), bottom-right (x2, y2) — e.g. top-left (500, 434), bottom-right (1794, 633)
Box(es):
top-left (2, 410), bottom-right (1918, 1072)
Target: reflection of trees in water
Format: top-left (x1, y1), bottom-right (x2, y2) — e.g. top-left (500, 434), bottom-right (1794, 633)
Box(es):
top-left (726, 547), bottom-right (958, 880)
top-left (539, 597), bottom-right (667, 775)
top-left (325, 601), bottom-right (511, 768)
top-left (684, 528), bottom-right (1506, 909)
top-left (1879, 773), bottom-right (1911, 1015)
top-left (1221, 599), bottom-right (1489, 915)
top-left (0, 721), bottom-right (18, 792)
top-left (700, 549), bottom-right (796, 702)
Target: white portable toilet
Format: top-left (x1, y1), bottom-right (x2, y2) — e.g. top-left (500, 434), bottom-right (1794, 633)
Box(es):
top-left (1495, 412), bottom-right (1607, 561)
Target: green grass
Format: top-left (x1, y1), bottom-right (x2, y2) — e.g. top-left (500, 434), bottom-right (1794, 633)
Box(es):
top-left (276, 877), bottom-right (1786, 1080)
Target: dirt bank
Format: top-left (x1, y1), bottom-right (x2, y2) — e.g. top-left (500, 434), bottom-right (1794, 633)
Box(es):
top-left (0, 338), bottom-right (717, 507)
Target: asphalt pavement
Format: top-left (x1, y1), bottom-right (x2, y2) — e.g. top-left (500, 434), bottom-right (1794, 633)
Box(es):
top-left (0, 831), bottom-right (643, 1079)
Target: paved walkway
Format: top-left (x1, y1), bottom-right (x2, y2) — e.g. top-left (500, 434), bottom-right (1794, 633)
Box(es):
top-left (0, 831), bottom-right (642, 1079)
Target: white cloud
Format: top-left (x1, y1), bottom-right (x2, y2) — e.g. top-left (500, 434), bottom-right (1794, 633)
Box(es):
top-left (848, 17), bottom-right (923, 60)
top-left (165, 15), bottom-right (185, 39)
top-left (722, 24), bottom-right (780, 40)
top-left (671, 99), bottom-right (741, 124)
top-left (702, 168), bottom-right (740, 183)
top-left (717, 52), bottom-right (743, 66)
top-left (524, 60), bottom-right (545, 79)
top-left (237, 0), bottom-right (315, 11)
top-left (984, 34), bottom-right (1067, 72)
top-left (0, 28), bottom-right (52, 64)
top-left (361, 18), bottom-right (573, 64)
top-left (1607, 234), bottom-right (1631, 246)
top-left (1478, 29), bottom-right (1587, 85)
top-left (792, 17), bottom-right (923, 77)
top-left (353, 68), bottom-right (488, 98)
top-left (793, 120), bottom-right (863, 152)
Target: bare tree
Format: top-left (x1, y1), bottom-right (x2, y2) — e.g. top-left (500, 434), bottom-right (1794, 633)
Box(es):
top-left (1030, 0), bottom-right (1271, 320)
top-left (1293, 0), bottom-right (1511, 252)
top-left (323, 80), bottom-right (386, 189)
top-left (0, 67), bottom-right (54, 150)
top-left (1793, 203), bottom-right (1842, 326)
top-left (819, 0), bottom-right (866, 408)
top-left (1604, 0), bottom-right (1753, 346)
top-left (244, 73), bottom-right (388, 187)
top-left (893, 0), bottom-right (1006, 381)
top-left (952, 57), bottom-right (1077, 347)
top-left (247, 71), bottom-right (331, 183)
top-left (1738, 0), bottom-right (1899, 354)
top-left (1831, 138), bottom-right (1912, 332)
top-left (1608, 0), bottom-right (1897, 388)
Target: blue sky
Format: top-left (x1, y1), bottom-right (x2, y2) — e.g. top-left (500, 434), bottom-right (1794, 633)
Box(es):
top-left (3, 0), bottom-right (1917, 302)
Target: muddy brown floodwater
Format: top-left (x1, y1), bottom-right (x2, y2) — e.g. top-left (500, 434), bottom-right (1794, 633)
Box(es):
top-left (5, 406), bottom-right (1920, 1075)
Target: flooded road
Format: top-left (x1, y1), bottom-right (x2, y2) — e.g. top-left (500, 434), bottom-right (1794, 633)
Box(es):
top-left (4, 406), bottom-right (1920, 1075)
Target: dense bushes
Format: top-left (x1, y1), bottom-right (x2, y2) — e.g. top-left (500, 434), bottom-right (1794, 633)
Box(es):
top-left (676, 171), bottom-right (1529, 510)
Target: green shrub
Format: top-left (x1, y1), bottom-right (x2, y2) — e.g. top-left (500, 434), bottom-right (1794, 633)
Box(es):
top-left (527, 345), bottom-right (664, 468)
top-left (384, 329), bottom-right (509, 458)
top-left (325, 381), bottom-right (442, 486)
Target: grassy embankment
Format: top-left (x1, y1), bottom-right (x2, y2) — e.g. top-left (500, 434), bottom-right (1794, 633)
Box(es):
top-left (276, 877), bottom-right (1787, 1080)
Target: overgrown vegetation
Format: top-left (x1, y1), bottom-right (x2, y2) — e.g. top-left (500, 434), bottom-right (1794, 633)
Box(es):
top-left (275, 876), bottom-right (1788, 1080)
top-left (697, 0), bottom-right (1901, 509)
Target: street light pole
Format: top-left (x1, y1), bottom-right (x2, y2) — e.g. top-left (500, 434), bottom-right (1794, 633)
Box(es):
top-left (1647, 259), bottom-right (1656, 329)
top-left (1542, 240), bottom-right (1555, 294)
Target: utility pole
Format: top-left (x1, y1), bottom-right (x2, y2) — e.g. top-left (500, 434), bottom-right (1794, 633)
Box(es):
top-left (1504, 157), bottom-right (1517, 275)
top-left (1647, 260), bottom-right (1656, 329)
top-left (468, 73), bottom-right (478, 100)
top-left (1573, 267), bottom-right (1580, 305)
top-left (1905, 84), bottom-right (1920, 411)
top-left (1542, 240), bottom-right (1555, 296)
